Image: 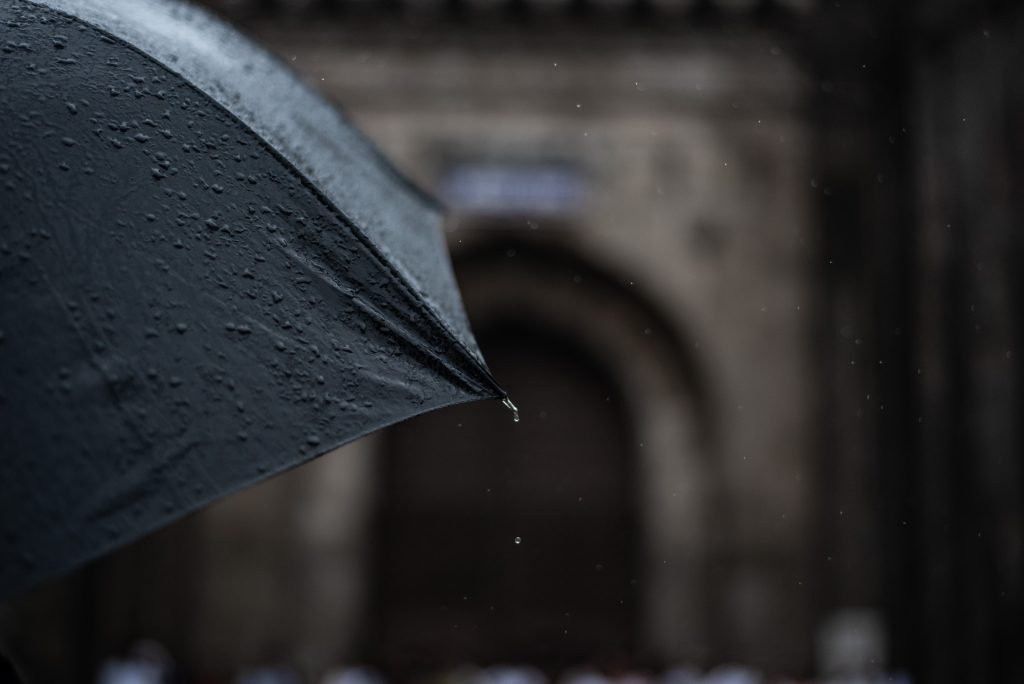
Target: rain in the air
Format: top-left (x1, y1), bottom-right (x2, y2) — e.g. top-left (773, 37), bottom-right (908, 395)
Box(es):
top-left (0, 1), bottom-right (1021, 684)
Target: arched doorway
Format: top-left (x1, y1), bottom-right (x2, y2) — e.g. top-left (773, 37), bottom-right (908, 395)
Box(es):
top-left (369, 321), bottom-right (638, 675)
top-left (366, 233), bottom-right (717, 675)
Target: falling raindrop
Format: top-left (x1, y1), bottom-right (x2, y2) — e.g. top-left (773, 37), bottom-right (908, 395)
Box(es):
top-left (514, 536), bottom-right (521, 545)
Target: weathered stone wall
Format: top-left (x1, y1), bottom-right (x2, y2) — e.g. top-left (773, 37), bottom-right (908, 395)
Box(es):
top-left (205, 20), bottom-right (821, 672)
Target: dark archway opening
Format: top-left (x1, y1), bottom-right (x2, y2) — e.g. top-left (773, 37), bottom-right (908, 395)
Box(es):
top-left (367, 321), bottom-right (638, 678)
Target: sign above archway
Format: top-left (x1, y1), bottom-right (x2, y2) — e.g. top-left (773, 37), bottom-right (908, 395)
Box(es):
top-left (440, 161), bottom-right (589, 215)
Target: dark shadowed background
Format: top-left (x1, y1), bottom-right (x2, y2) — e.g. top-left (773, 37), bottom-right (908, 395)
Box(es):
top-left (1, 1), bottom-right (1022, 683)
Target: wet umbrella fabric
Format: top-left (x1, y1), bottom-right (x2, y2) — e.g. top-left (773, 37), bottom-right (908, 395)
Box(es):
top-left (0, 0), bottom-right (504, 599)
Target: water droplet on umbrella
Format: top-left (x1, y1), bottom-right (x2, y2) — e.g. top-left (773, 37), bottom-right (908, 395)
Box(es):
top-left (502, 396), bottom-right (520, 423)
top-left (306, 434), bottom-right (320, 446)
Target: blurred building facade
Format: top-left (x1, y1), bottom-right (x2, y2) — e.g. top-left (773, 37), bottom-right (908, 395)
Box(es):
top-left (2, 1), bottom-right (1021, 683)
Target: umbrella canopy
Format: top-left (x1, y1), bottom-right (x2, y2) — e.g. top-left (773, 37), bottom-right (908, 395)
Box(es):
top-left (0, 0), bottom-right (507, 599)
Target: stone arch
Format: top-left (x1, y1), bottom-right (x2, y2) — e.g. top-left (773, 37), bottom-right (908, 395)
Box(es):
top-left (368, 230), bottom-right (723, 667)
top-left (451, 231), bottom-right (715, 450)
top-left (455, 232), bottom-right (721, 663)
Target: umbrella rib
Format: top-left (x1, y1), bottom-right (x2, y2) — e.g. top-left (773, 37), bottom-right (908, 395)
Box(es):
top-left (268, 162), bottom-right (505, 399)
top-left (271, 236), bottom-right (496, 397)
top-left (349, 295), bottom-right (488, 396)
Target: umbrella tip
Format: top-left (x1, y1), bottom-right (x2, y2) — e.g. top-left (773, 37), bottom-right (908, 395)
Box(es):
top-left (501, 396), bottom-right (520, 423)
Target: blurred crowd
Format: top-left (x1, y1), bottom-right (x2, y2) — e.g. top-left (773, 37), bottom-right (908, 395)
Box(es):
top-left (95, 643), bottom-right (912, 684)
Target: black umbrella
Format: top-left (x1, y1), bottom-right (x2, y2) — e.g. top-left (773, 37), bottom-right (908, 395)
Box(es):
top-left (0, 0), bottom-right (513, 599)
